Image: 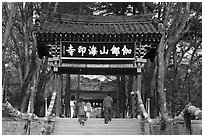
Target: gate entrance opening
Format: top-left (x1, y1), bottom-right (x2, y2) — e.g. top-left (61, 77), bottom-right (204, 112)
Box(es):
top-left (36, 13), bottom-right (161, 118)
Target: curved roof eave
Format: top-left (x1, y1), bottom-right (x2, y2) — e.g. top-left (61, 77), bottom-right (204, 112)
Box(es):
top-left (36, 14), bottom-right (161, 35)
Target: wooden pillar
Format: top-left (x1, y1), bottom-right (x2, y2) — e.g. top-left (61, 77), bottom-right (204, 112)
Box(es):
top-left (132, 75), bottom-right (137, 118)
top-left (137, 71), bottom-right (142, 99)
top-left (65, 74), bottom-right (70, 117)
top-left (55, 74), bottom-right (61, 117)
top-left (118, 75), bottom-right (126, 118)
top-left (121, 76), bottom-right (126, 118)
top-left (53, 57), bottom-right (60, 117)
top-left (116, 76), bottom-right (120, 118)
top-left (118, 76), bottom-right (121, 117)
top-left (128, 75), bottom-right (133, 118)
top-left (60, 74), bottom-right (64, 116)
top-left (137, 66), bottom-right (142, 118)
top-left (77, 74), bottom-right (80, 100)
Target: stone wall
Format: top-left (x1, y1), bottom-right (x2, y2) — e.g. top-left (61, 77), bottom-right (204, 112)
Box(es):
top-left (191, 120), bottom-right (202, 135)
top-left (150, 119), bottom-right (202, 135)
top-left (2, 118), bottom-right (44, 135)
top-left (2, 118), bottom-right (201, 135)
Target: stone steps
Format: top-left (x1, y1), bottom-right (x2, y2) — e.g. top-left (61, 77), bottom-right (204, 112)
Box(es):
top-left (53, 118), bottom-right (145, 135)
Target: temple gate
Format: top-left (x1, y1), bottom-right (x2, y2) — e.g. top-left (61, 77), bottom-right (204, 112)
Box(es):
top-left (36, 14), bottom-right (161, 118)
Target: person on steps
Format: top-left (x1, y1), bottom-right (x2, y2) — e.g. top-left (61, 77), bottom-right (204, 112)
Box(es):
top-left (76, 98), bottom-right (86, 126)
top-left (70, 95), bottom-right (76, 118)
top-left (103, 93), bottom-right (113, 124)
top-left (85, 101), bottom-right (92, 119)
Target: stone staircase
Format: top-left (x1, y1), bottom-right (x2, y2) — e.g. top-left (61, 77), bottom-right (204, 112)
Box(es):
top-left (53, 118), bottom-right (149, 135)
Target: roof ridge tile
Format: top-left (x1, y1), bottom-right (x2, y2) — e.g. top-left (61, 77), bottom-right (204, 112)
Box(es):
top-left (51, 13), bottom-right (154, 23)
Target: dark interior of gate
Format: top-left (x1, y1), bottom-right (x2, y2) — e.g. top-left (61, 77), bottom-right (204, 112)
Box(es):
top-left (36, 13), bottom-right (161, 118)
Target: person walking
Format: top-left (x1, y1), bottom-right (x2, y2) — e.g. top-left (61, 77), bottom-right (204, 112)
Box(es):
top-left (103, 93), bottom-right (113, 124)
top-left (70, 95), bottom-right (76, 118)
top-left (76, 98), bottom-right (86, 126)
top-left (85, 101), bottom-right (92, 119)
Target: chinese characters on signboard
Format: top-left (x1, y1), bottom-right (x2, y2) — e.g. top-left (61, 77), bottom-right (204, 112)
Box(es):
top-left (60, 63), bottom-right (135, 68)
top-left (61, 42), bottom-right (135, 60)
top-left (46, 41), bottom-right (153, 69)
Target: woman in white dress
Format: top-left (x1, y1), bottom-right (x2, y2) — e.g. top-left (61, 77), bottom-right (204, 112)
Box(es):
top-left (85, 102), bottom-right (92, 119)
top-left (70, 95), bottom-right (76, 118)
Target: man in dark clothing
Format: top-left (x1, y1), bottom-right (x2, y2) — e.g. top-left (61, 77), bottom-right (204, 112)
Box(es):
top-left (103, 93), bottom-right (113, 124)
top-left (76, 98), bottom-right (86, 126)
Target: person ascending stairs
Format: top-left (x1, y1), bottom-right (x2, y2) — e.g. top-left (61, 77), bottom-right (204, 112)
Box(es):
top-left (76, 98), bottom-right (86, 127)
top-left (103, 93), bottom-right (113, 124)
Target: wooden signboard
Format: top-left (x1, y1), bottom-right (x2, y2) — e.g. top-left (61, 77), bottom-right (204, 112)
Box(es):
top-left (60, 42), bottom-right (135, 61)
top-left (47, 41), bottom-right (150, 70)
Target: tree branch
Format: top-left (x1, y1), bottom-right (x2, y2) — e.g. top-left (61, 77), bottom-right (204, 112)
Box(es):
top-left (3, 3), bottom-right (17, 48)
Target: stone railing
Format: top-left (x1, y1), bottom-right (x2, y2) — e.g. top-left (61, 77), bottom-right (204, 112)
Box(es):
top-left (2, 117), bottom-right (44, 135)
top-left (41, 92), bottom-right (57, 135)
top-left (191, 120), bottom-right (202, 135)
top-left (2, 92), bottom-right (57, 135)
top-left (149, 118), bottom-right (202, 135)
top-left (2, 101), bottom-right (42, 135)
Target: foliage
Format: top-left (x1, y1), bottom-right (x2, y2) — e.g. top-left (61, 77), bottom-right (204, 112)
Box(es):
top-left (56, 2), bottom-right (95, 15)
top-left (3, 101), bottom-right (38, 121)
top-left (93, 2), bottom-right (156, 15)
top-left (2, 2), bottom-right (57, 114)
top-left (165, 2), bottom-right (202, 116)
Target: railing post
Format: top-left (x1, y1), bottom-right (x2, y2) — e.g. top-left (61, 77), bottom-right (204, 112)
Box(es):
top-left (45, 97), bottom-right (48, 117)
top-left (147, 98), bottom-right (150, 116)
top-left (23, 119), bottom-right (31, 135)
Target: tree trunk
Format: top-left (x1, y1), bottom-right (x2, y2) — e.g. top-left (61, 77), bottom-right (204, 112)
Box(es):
top-left (21, 91), bottom-right (31, 113)
top-left (2, 3), bottom-right (16, 97)
top-left (3, 3), bottom-right (16, 48)
top-left (150, 60), bottom-right (159, 118)
top-left (28, 66), bottom-right (39, 113)
top-left (171, 45), bottom-right (178, 117)
top-left (20, 51), bottom-right (38, 112)
top-left (142, 2), bottom-right (147, 14)
top-left (157, 31), bottom-right (167, 116)
top-left (34, 58), bottom-right (53, 116)
top-left (135, 72), bottom-right (152, 123)
top-left (157, 3), bottom-right (190, 121)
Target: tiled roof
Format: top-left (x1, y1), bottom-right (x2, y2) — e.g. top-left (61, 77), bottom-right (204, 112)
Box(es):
top-left (37, 14), bottom-right (160, 35)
